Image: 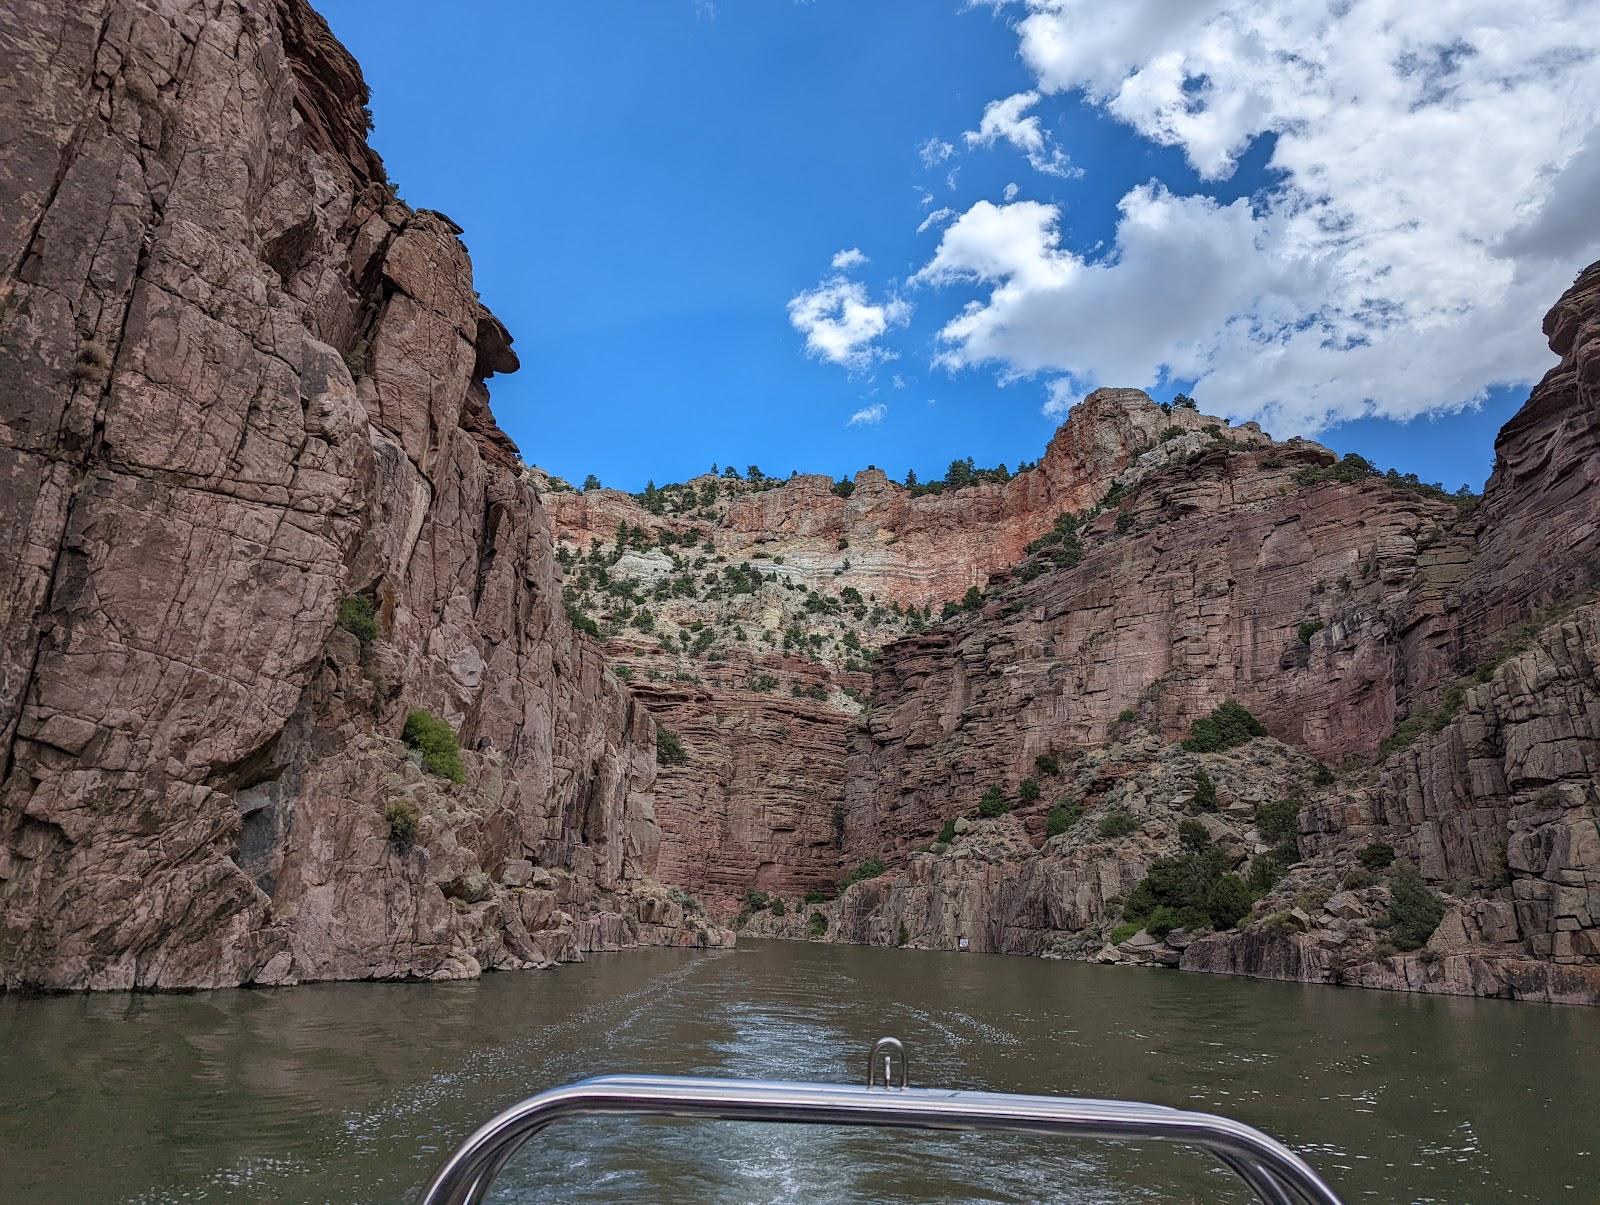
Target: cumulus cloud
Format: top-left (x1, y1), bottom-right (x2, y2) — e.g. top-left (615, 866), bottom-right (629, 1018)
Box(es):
top-left (848, 403), bottom-right (887, 425)
top-left (831, 247), bottom-right (869, 270)
top-left (964, 91), bottom-right (1080, 177)
top-left (1042, 377), bottom-right (1082, 419)
top-left (1003, 182), bottom-right (1019, 201)
top-left (914, 0), bottom-right (1600, 434)
top-left (919, 137), bottom-right (955, 168)
top-left (788, 275), bottom-right (912, 371)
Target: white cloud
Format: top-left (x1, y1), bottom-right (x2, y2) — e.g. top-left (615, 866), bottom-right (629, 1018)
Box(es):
top-left (914, 0), bottom-right (1600, 434)
top-left (831, 247), bottom-right (869, 271)
top-left (945, 166), bottom-right (961, 191)
top-left (916, 206), bottom-right (956, 234)
top-left (1042, 377), bottom-right (1082, 419)
top-left (1003, 181), bottom-right (1019, 201)
top-left (891, 373), bottom-right (908, 389)
top-left (964, 91), bottom-right (1080, 177)
top-left (788, 275), bottom-right (912, 371)
top-left (919, 137), bottom-right (955, 168)
top-left (915, 187), bottom-right (935, 207)
top-left (848, 403), bottom-right (887, 426)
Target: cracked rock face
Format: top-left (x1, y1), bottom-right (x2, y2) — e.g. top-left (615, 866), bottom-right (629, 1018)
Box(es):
top-left (757, 261), bottom-right (1600, 1005)
top-left (0, 0), bottom-right (723, 991)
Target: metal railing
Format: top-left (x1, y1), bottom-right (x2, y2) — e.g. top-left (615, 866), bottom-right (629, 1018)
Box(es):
top-left (419, 1037), bottom-right (1342, 1205)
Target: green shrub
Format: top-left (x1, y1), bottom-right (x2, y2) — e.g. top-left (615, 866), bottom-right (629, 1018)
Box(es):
top-left (978, 787), bottom-right (1010, 818)
top-left (1097, 807), bottom-right (1136, 838)
top-left (1311, 762), bottom-right (1335, 786)
top-left (809, 910), bottom-right (828, 936)
top-left (1297, 619), bottom-right (1324, 646)
top-left (1034, 752), bottom-right (1061, 777)
top-left (402, 710), bottom-right (464, 784)
top-left (1117, 707), bottom-right (1138, 723)
top-left (1359, 842), bottom-right (1396, 870)
top-left (1206, 874), bottom-right (1253, 929)
top-left (1178, 818), bottom-right (1211, 851)
top-left (1046, 802), bottom-right (1080, 837)
top-left (1018, 777), bottom-right (1041, 803)
top-left (1386, 867), bottom-right (1445, 950)
top-left (657, 727), bottom-right (687, 765)
top-left (803, 889), bottom-right (829, 905)
top-left (745, 889), bottom-right (771, 912)
top-left (1246, 854), bottom-right (1287, 895)
top-left (937, 818), bottom-right (957, 844)
top-left (1342, 868), bottom-right (1375, 890)
top-left (1109, 921), bottom-right (1141, 944)
top-left (563, 598), bottom-right (601, 638)
top-left (1190, 769), bottom-right (1218, 813)
top-left (384, 798), bottom-right (421, 847)
top-left (897, 922), bottom-right (909, 946)
top-left (841, 857), bottom-right (885, 888)
top-left (336, 595), bottom-right (377, 644)
top-left (1181, 701), bottom-right (1266, 753)
top-left (1254, 799), bottom-right (1300, 845)
top-left (770, 898), bottom-right (786, 918)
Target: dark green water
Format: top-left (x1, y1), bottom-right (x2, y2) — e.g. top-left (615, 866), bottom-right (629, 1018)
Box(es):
top-left (1, 940), bottom-right (1595, 1203)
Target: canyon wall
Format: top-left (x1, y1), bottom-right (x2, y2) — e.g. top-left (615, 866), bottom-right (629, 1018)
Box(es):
top-left (755, 262), bottom-right (1600, 1005)
top-left (0, 0), bottom-right (721, 992)
top-left (535, 390), bottom-right (1220, 913)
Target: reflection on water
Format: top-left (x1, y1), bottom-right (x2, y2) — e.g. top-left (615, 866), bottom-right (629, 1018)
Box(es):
top-left (2, 940), bottom-right (1596, 1202)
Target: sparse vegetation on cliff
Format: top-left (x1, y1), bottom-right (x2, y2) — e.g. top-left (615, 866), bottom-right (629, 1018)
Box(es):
top-left (978, 786), bottom-right (1010, 818)
top-left (402, 710), bottom-right (464, 784)
top-left (384, 799), bottom-right (421, 848)
top-left (1180, 701), bottom-right (1266, 753)
top-left (336, 595), bottom-right (377, 644)
top-left (1384, 866), bottom-right (1445, 950)
top-left (657, 727), bottom-right (687, 765)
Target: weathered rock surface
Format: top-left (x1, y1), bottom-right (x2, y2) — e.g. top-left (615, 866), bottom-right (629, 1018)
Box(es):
top-left (763, 262), bottom-right (1600, 1005)
top-left (0, 0), bottom-right (724, 991)
top-left (539, 394), bottom-right (1283, 913)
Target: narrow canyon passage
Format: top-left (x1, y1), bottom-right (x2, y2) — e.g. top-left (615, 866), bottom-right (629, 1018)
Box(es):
top-left (3, 943), bottom-right (1594, 1202)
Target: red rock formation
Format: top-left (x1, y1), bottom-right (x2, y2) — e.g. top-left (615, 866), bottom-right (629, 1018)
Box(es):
top-left (0, 0), bottom-right (722, 991)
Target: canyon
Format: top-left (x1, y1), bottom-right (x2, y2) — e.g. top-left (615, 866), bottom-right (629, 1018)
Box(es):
top-left (0, 0), bottom-right (1596, 1007)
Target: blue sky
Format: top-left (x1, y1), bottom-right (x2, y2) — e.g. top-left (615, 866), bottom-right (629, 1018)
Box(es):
top-left (316, 1), bottom-right (1594, 494)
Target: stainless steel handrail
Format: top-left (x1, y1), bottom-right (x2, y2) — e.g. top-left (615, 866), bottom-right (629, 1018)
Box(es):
top-left (419, 1074), bottom-right (1343, 1204)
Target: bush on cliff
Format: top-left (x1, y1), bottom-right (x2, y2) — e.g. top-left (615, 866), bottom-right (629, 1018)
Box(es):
top-left (1018, 777), bottom-right (1041, 803)
top-left (1359, 842), bottom-right (1396, 870)
top-left (1097, 807), bottom-right (1136, 838)
top-left (1206, 874), bottom-right (1254, 929)
top-left (841, 857), bottom-right (885, 888)
top-left (657, 727), bottom-right (687, 765)
top-left (1034, 752), bottom-right (1061, 777)
top-left (1190, 769), bottom-right (1218, 812)
top-left (402, 710), bottom-right (464, 784)
top-left (937, 818), bottom-right (957, 844)
top-left (1254, 799), bottom-right (1300, 846)
top-left (770, 898), bottom-right (786, 918)
top-left (809, 910), bottom-right (828, 936)
top-left (1046, 802), bottom-right (1080, 837)
top-left (1108, 921), bottom-right (1142, 944)
top-left (804, 889), bottom-right (829, 905)
top-left (1385, 867), bottom-right (1445, 950)
top-left (1180, 701), bottom-right (1266, 753)
top-left (1178, 818), bottom-right (1211, 851)
top-left (384, 799), bottom-right (421, 848)
top-left (978, 787), bottom-right (1010, 818)
top-left (336, 595), bottom-right (378, 644)
top-left (1297, 618), bottom-right (1325, 646)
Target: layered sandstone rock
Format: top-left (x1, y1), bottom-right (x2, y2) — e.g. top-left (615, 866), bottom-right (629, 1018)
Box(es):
top-left (536, 391), bottom-right (1256, 913)
top-left (842, 433), bottom-right (1460, 867)
top-left (775, 262), bottom-right (1600, 1004)
top-left (0, 0), bottom-right (724, 991)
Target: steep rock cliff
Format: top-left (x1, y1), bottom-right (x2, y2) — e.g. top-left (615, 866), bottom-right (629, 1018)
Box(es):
top-left (775, 262), bottom-right (1600, 1004)
top-left (0, 0), bottom-right (722, 991)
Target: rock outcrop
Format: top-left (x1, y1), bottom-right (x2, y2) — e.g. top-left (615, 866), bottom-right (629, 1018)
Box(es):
top-left (767, 262), bottom-right (1600, 1005)
top-left (0, 0), bottom-right (725, 991)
